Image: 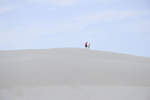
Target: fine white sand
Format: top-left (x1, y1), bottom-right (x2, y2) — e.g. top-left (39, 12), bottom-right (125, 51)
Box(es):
top-left (0, 48), bottom-right (150, 100)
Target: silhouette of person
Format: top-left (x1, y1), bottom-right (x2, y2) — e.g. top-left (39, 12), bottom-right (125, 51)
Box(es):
top-left (87, 42), bottom-right (90, 48)
top-left (85, 42), bottom-right (88, 48)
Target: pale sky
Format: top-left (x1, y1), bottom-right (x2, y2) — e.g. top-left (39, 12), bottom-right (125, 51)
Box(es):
top-left (0, 0), bottom-right (150, 57)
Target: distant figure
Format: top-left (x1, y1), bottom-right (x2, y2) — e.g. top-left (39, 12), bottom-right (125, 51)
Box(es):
top-left (85, 42), bottom-right (88, 48)
top-left (87, 42), bottom-right (90, 48)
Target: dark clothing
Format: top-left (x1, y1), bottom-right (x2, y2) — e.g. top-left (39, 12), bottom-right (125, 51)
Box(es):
top-left (85, 42), bottom-right (88, 48)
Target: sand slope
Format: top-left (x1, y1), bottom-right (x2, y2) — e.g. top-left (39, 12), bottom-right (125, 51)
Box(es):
top-left (0, 48), bottom-right (150, 100)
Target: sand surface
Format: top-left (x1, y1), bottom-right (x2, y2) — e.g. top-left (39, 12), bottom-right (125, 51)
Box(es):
top-left (0, 48), bottom-right (150, 100)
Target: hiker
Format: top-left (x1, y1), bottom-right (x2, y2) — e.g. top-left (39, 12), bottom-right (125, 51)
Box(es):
top-left (85, 42), bottom-right (88, 48)
top-left (87, 42), bottom-right (90, 48)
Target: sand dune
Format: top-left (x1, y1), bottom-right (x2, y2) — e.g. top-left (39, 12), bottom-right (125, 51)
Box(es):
top-left (0, 48), bottom-right (150, 100)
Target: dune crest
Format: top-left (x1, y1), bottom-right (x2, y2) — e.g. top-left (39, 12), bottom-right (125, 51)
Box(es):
top-left (0, 48), bottom-right (150, 100)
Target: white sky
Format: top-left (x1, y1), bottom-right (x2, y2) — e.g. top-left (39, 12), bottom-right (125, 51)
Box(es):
top-left (0, 0), bottom-right (150, 57)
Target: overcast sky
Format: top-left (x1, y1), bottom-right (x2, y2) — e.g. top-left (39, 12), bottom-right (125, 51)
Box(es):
top-left (0, 0), bottom-right (150, 57)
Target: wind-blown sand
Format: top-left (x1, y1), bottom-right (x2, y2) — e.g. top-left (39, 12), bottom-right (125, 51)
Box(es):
top-left (0, 48), bottom-right (150, 100)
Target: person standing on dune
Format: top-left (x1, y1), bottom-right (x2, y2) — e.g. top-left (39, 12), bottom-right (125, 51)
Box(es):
top-left (87, 42), bottom-right (90, 48)
top-left (85, 42), bottom-right (88, 48)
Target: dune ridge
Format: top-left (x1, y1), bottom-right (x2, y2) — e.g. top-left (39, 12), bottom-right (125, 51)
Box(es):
top-left (0, 48), bottom-right (150, 100)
